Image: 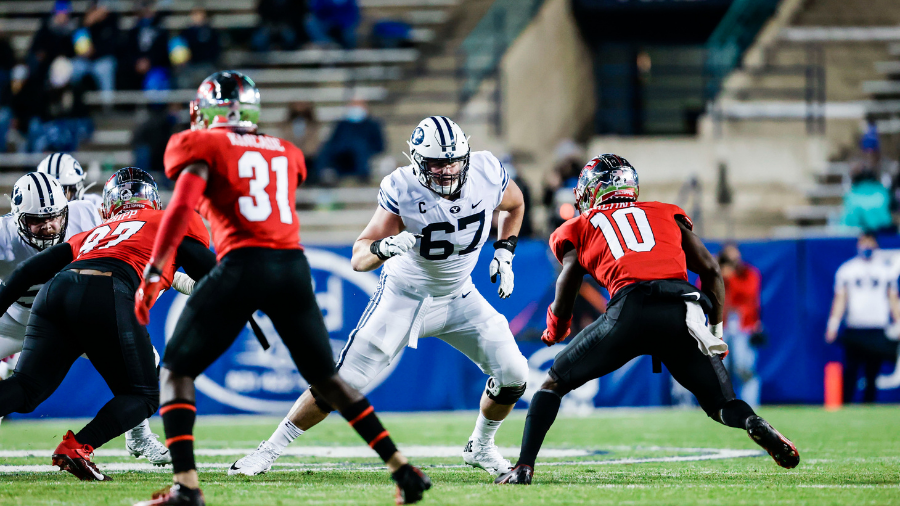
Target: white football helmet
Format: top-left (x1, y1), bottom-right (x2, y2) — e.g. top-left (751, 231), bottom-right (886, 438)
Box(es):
top-left (406, 116), bottom-right (470, 197)
top-left (11, 172), bottom-right (69, 251)
top-left (37, 152), bottom-right (86, 201)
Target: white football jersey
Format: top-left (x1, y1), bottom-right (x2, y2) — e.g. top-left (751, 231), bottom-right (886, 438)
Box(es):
top-left (0, 200), bottom-right (102, 324)
top-left (378, 151), bottom-right (510, 297)
top-left (81, 192), bottom-right (103, 209)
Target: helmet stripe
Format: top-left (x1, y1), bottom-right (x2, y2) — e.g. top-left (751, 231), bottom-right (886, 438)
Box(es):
top-left (37, 172), bottom-right (56, 206)
top-left (54, 152), bottom-right (63, 179)
top-left (27, 173), bottom-right (46, 208)
top-left (439, 116), bottom-right (455, 145)
top-left (429, 116), bottom-right (447, 152)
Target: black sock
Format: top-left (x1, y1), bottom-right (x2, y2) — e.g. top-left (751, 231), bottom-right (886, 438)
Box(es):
top-left (75, 394), bottom-right (156, 449)
top-left (160, 399), bottom-right (197, 474)
top-left (517, 390), bottom-right (562, 468)
top-left (339, 398), bottom-right (398, 462)
top-left (717, 399), bottom-right (756, 429)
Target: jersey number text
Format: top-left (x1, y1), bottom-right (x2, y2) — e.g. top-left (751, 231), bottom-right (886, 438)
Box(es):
top-left (420, 210), bottom-right (485, 260)
top-left (238, 151), bottom-right (292, 224)
top-left (590, 207), bottom-right (656, 259)
top-left (79, 221), bottom-right (147, 255)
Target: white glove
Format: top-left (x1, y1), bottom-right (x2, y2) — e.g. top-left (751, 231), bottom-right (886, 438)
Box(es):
top-left (376, 231), bottom-right (417, 259)
top-left (489, 248), bottom-right (514, 298)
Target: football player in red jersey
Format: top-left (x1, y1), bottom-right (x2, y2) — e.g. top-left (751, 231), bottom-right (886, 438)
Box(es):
top-left (133, 71), bottom-right (430, 506)
top-left (0, 167), bottom-right (216, 481)
top-left (495, 155), bottom-right (800, 485)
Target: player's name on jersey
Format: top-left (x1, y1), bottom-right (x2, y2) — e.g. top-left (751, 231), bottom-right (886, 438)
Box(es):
top-left (226, 132), bottom-right (285, 152)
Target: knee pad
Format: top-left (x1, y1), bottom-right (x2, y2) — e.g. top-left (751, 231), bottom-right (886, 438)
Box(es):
top-left (310, 386), bottom-right (335, 413)
top-left (485, 377), bottom-right (527, 405)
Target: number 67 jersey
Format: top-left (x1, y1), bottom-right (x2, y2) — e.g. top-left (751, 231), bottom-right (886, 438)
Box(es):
top-left (550, 201), bottom-right (693, 298)
top-left (164, 129), bottom-right (306, 260)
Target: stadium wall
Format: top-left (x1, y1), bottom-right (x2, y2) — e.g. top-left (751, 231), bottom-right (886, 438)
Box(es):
top-left (11, 237), bottom-right (900, 420)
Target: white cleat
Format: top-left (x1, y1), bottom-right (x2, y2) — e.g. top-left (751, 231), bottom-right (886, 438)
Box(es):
top-left (462, 439), bottom-right (512, 477)
top-left (228, 441), bottom-right (281, 476)
top-left (125, 420), bottom-right (171, 466)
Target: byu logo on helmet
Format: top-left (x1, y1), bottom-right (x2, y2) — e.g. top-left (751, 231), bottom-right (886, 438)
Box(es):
top-left (12, 188), bottom-right (22, 206)
top-left (411, 127), bottom-right (425, 145)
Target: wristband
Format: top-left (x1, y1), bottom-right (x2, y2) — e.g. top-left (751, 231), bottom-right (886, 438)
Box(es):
top-left (709, 321), bottom-right (723, 340)
top-left (493, 235), bottom-right (518, 253)
top-left (370, 239), bottom-right (390, 260)
top-left (546, 305), bottom-right (572, 338)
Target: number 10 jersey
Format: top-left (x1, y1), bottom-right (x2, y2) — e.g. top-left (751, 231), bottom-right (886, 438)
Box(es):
top-left (550, 201), bottom-right (693, 297)
top-left (378, 151), bottom-right (510, 297)
top-left (164, 129), bottom-right (306, 260)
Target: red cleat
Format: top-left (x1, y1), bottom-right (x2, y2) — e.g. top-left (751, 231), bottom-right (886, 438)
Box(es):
top-left (133, 483), bottom-right (206, 506)
top-left (51, 430), bottom-right (111, 481)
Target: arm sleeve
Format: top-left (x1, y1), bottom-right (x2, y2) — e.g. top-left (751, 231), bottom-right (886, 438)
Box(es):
top-left (175, 236), bottom-right (217, 282)
top-left (148, 171), bottom-right (208, 268)
top-left (478, 152), bottom-right (509, 208)
top-left (377, 175), bottom-right (400, 215)
top-left (671, 204), bottom-right (693, 230)
top-left (0, 244), bottom-right (73, 313)
top-left (834, 265), bottom-right (848, 291)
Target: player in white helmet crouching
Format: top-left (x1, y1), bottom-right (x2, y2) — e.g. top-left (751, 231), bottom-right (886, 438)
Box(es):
top-left (37, 152), bottom-right (103, 208)
top-left (231, 116), bottom-right (529, 478)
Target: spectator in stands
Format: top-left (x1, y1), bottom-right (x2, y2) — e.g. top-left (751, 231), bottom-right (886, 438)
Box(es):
top-left (718, 243), bottom-right (765, 407)
top-left (542, 139), bottom-right (584, 233)
top-left (28, 1), bottom-right (76, 80)
top-left (120, 0), bottom-right (171, 91)
top-left (306, 0), bottom-right (361, 49)
top-left (0, 38), bottom-right (15, 152)
top-left (826, 233), bottom-right (900, 404)
top-left (316, 99), bottom-right (384, 185)
top-left (252, 0), bottom-right (309, 52)
top-left (9, 64), bottom-right (42, 152)
top-left (841, 160), bottom-right (894, 233)
top-left (71, 0), bottom-right (120, 92)
top-left (174, 8), bottom-right (221, 89)
top-left (132, 103), bottom-right (183, 179)
top-left (27, 56), bottom-right (93, 153)
top-left (285, 102), bottom-right (321, 170)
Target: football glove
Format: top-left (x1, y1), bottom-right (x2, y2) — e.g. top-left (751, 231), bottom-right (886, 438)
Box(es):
top-left (135, 263), bottom-right (165, 326)
top-left (541, 306), bottom-right (572, 346)
top-left (489, 248), bottom-right (514, 298)
top-left (371, 231), bottom-right (417, 260)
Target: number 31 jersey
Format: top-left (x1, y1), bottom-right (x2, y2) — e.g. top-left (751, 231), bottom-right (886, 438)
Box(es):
top-left (164, 129), bottom-right (306, 260)
top-left (550, 201), bottom-right (692, 297)
top-left (67, 208), bottom-right (210, 289)
top-left (379, 151), bottom-right (510, 297)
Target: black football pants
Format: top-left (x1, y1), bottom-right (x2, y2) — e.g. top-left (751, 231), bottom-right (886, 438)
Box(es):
top-left (162, 248), bottom-right (336, 384)
top-left (0, 271), bottom-right (159, 448)
top-left (550, 287), bottom-right (736, 418)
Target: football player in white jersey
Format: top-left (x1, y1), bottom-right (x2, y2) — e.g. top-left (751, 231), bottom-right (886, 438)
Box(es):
top-left (0, 172), bottom-right (172, 466)
top-left (232, 116), bottom-right (529, 478)
top-left (37, 152), bottom-right (103, 208)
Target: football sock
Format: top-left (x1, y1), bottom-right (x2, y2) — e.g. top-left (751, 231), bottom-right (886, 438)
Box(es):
top-left (76, 394), bottom-right (156, 449)
top-left (470, 412), bottom-right (503, 443)
top-left (160, 399), bottom-right (197, 473)
top-left (516, 389), bottom-right (562, 468)
top-left (268, 417), bottom-right (303, 452)
top-left (339, 398), bottom-right (398, 462)
top-left (718, 399), bottom-right (757, 429)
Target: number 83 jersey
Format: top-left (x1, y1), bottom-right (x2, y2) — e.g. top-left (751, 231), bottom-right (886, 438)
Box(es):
top-left (550, 201), bottom-right (693, 298)
top-left (379, 151), bottom-right (510, 297)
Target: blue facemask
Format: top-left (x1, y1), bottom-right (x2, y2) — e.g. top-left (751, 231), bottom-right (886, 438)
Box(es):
top-left (345, 106), bottom-right (367, 123)
top-left (859, 247), bottom-right (875, 259)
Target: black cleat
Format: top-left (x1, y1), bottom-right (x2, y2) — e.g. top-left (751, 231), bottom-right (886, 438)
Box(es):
top-left (746, 415), bottom-right (800, 469)
top-left (133, 483), bottom-right (206, 506)
top-left (494, 464), bottom-right (533, 485)
top-left (392, 464), bottom-right (432, 504)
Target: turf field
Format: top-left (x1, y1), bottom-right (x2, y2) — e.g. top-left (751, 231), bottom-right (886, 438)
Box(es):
top-left (0, 406), bottom-right (897, 505)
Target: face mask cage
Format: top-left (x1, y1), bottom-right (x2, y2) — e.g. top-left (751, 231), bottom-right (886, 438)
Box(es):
top-left (102, 181), bottom-right (160, 219)
top-left (17, 207), bottom-right (69, 251)
top-left (61, 181), bottom-right (84, 201)
top-left (413, 152), bottom-right (470, 197)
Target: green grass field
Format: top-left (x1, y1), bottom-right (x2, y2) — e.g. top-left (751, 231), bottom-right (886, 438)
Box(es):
top-left (0, 406), bottom-right (898, 505)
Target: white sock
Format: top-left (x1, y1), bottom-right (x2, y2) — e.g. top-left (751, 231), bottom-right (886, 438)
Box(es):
top-left (268, 418), bottom-right (303, 452)
top-left (470, 413), bottom-right (503, 444)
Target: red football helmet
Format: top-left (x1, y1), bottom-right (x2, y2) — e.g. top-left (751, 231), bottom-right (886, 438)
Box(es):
top-left (573, 154), bottom-right (639, 214)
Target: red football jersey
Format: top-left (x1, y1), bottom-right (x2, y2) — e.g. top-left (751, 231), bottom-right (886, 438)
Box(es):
top-left (67, 208), bottom-right (210, 289)
top-left (164, 128), bottom-right (306, 260)
top-left (550, 201), bottom-right (692, 297)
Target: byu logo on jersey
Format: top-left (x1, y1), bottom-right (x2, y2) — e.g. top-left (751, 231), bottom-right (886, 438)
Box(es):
top-left (163, 248), bottom-right (403, 413)
top-left (450, 205), bottom-right (461, 214)
top-left (411, 127), bottom-right (425, 145)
